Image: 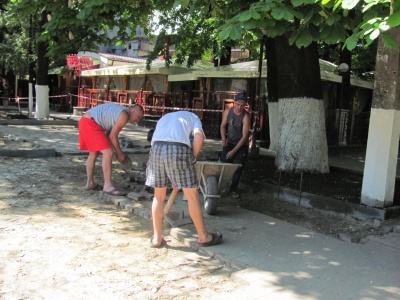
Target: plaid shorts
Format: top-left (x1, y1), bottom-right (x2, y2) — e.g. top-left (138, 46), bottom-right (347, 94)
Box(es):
top-left (145, 142), bottom-right (198, 189)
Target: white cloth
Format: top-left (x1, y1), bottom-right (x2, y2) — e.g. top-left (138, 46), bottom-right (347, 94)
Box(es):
top-left (151, 111), bottom-right (205, 147)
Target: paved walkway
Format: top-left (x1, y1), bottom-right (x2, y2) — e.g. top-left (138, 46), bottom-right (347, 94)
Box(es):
top-left (1, 110), bottom-right (400, 299)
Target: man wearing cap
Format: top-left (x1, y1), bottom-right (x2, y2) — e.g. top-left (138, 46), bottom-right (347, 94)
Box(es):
top-left (220, 93), bottom-right (250, 199)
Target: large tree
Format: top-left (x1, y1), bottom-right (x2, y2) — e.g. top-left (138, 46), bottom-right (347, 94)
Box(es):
top-left (3, 0), bottom-right (157, 117)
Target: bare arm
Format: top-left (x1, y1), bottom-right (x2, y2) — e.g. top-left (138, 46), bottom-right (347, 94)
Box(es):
top-left (108, 110), bottom-right (129, 163)
top-left (192, 128), bottom-right (204, 158)
top-left (220, 109), bottom-right (229, 147)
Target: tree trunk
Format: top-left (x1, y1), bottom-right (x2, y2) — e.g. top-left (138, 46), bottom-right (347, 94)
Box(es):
top-left (28, 14), bottom-right (35, 117)
top-left (265, 37), bottom-right (280, 151)
top-left (35, 11), bottom-right (50, 119)
top-left (361, 27), bottom-right (400, 208)
top-left (268, 35), bottom-right (329, 173)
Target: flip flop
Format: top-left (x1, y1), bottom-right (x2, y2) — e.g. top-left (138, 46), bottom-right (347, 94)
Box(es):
top-left (198, 231), bottom-right (223, 247)
top-left (150, 237), bottom-right (166, 248)
top-left (103, 189), bottom-right (126, 196)
top-left (86, 184), bottom-right (103, 191)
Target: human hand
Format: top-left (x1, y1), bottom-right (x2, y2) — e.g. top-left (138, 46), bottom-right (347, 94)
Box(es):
top-left (117, 152), bottom-right (127, 164)
top-left (225, 151), bottom-right (233, 160)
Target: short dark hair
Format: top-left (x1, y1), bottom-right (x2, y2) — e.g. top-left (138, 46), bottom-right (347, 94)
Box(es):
top-left (130, 104), bottom-right (144, 114)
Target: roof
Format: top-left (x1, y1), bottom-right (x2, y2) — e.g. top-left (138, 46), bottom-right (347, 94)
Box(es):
top-left (81, 59), bottom-right (214, 78)
top-left (79, 53), bottom-right (374, 90)
top-left (193, 59), bottom-right (374, 89)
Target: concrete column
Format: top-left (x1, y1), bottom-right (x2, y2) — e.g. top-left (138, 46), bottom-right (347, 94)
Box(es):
top-left (35, 85), bottom-right (49, 119)
top-left (361, 109), bottom-right (400, 207)
top-left (361, 28), bottom-right (400, 208)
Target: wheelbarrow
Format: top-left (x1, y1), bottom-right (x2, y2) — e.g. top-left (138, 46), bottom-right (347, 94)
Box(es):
top-left (164, 161), bottom-right (241, 216)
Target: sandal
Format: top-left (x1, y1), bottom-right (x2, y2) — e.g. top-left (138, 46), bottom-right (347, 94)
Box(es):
top-left (103, 189), bottom-right (126, 196)
top-left (198, 231), bottom-right (223, 247)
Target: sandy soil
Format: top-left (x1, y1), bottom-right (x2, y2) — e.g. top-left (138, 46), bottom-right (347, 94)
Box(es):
top-left (1, 133), bottom-right (400, 299)
top-left (0, 136), bottom-right (240, 299)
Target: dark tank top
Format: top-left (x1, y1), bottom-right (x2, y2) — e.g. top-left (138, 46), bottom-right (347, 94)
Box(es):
top-left (227, 107), bottom-right (244, 145)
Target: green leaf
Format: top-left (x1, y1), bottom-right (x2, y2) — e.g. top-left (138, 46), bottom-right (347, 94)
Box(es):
top-left (239, 11), bottom-right (253, 22)
top-left (244, 19), bottom-right (258, 29)
top-left (271, 7), bottom-right (286, 20)
top-left (320, 25), bottom-right (332, 39)
top-left (326, 15), bottom-right (336, 25)
top-left (181, 0), bottom-right (190, 7)
top-left (283, 10), bottom-right (294, 21)
top-left (230, 27), bottom-right (244, 40)
top-left (333, 0), bottom-right (342, 11)
top-left (345, 33), bottom-right (359, 50)
top-left (243, 34), bottom-right (254, 43)
top-left (381, 32), bottom-right (400, 49)
top-left (303, 9), bottom-right (314, 23)
top-left (342, 0), bottom-right (360, 9)
top-left (219, 28), bottom-right (231, 41)
top-left (369, 28), bottom-right (380, 39)
top-left (289, 30), bottom-right (300, 45)
top-left (289, 9), bottom-right (304, 19)
top-left (252, 11), bottom-right (261, 19)
top-left (291, 0), bottom-right (304, 8)
top-left (295, 28), bottom-right (313, 47)
top-left (387, 10), bottom-right (400, 27)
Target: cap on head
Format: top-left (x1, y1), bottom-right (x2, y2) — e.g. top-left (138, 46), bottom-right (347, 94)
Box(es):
top-left (234, 93), bottom-right (246, 104)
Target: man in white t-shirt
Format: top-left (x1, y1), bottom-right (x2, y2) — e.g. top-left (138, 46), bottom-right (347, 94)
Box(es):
top-left (146, 111), bottom-right (223, 248)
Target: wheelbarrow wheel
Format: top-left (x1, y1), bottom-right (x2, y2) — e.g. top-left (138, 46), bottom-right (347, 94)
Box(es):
top-left (204, 176), bottom-right (219, 215)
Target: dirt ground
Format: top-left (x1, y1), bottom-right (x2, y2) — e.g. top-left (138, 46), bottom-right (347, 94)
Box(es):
top-left (241, 155), bottom-right (400, 242)
top-left (1, 134), bottom-right (400, 298)
top-left (0, 136), bottom-right (242, 299)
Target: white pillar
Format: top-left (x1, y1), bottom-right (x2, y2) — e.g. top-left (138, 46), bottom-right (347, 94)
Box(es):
top-left (29, 83), bottom-right (34, 117)
top-left (361, 108), bottom-right (400, 207)
top-left (35, 84), bottom-right (49, 119)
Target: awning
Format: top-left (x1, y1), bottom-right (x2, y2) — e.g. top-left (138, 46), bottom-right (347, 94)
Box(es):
top-left (48, 66), bottom-right (65, 75)
top-left (168, 73), bottom-right (199, 82)
top-left (193, 60), bottom-right (267, 78)
top-left (81, 59), bottom-right (214, 78)
top-left (193, 59), bottom-right (374, 89)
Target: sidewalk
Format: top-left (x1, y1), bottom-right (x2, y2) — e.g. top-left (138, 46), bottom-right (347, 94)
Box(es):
top-left (1, 111), bottom-right (400, 299)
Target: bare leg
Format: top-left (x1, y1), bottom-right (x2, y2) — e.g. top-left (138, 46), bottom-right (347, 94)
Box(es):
top-left (101, 148), bottom-right (115, 192)
top-left (182, 187), bottom-right (212, 244)
top-left (85, 151), bottom-right (99, 189)
top-left (151, 187), bottom-right (167, 246)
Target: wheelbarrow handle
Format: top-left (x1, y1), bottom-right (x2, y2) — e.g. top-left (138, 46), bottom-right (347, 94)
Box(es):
top-left (164, 188), bottom-right (180, 215)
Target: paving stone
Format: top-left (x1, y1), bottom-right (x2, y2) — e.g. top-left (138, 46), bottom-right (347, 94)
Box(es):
top-left (124, 203), bottom-right (135, 213)
top-left (118, 200), bottom-right (127, 209)
top-left (126, 192), bottom-right (145, 201)
top-left (141, 191), bottom-right (154, 200)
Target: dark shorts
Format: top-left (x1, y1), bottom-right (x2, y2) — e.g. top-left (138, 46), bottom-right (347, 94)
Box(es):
top-left (145, 142), bottom-right (197, 189)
